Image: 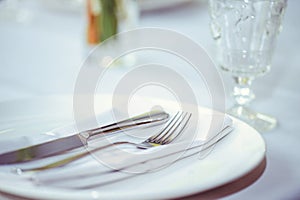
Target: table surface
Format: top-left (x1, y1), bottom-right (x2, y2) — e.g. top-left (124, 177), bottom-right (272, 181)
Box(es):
top-left (0, 0), bottom-right (300, 199)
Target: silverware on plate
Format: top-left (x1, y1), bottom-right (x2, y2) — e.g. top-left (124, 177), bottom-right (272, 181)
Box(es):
top-left (0, 110), bottom-right (169, 164)
top-left (15, 111), bottom-right (191, 173)
top-left (33, 124), bottom-right (234, 189)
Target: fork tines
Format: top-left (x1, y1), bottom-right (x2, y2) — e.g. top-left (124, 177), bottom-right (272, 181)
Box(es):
top-left (148, 111), bottom-right (192, 145)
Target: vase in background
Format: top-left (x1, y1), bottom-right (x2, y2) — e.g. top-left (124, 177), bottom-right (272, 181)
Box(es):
top-left (86, 0), bottom-right (138, 45)
top-left (85, 0), bottom-right (138, 68)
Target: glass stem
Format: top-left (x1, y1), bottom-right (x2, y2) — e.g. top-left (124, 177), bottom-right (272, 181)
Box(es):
top-left (232, 76), bottom-right (255, 107)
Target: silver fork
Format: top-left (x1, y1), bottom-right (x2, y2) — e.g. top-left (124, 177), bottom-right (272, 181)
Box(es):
top-left (15, 111), bottom-right (191, 173)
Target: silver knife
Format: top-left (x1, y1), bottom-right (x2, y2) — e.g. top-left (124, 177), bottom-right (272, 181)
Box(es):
top-left (0, 110), bottom-right (169, 164)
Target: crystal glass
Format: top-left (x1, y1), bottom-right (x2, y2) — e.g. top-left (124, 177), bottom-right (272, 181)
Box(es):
top-left (209, 0), bottom-right (287, 132)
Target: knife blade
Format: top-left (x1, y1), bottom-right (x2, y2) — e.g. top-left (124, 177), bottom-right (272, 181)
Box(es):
top-left (0, 110), bottom-right (169, 164)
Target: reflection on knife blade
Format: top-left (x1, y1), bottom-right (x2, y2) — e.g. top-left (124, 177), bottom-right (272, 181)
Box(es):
top-left (0, 110), bottom-right (169, 164)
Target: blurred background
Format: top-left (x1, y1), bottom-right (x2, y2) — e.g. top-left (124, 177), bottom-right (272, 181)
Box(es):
top-left (0, 0), bottom-right (299, 133)
top-left (0, 0), bottom-right (219, 100)
top-left (0, 0), bottom-right (298, 115)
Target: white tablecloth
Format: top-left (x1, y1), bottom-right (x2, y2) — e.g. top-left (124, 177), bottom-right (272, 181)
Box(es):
top-left (0, 0), bottom-right (299, 199)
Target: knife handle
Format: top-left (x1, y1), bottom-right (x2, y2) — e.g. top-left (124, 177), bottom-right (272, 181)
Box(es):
top-left (80, 110), bottom-right (169, 139)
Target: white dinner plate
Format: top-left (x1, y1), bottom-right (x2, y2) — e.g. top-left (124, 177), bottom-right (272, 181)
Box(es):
top-left (138, 0), bottom-right (194, 11)
top-left (0, 95), bottom-right (265, 200)
top-left (39, 0), bottom-right (194, 13)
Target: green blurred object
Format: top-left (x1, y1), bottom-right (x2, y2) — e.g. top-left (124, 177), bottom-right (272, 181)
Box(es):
top-left (87, 0), bottom-right (138, 44)
top-left (87, 0), bottom-right (118, 44)
top-left (100, 0), bottom-right (118, 41)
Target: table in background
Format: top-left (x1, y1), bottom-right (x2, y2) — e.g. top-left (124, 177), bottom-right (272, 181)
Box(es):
top-left (0, 0), bottom-right (299, 199)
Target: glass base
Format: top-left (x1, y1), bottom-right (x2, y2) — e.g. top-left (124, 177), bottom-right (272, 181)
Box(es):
top-left (227, 106), bottom-right (277, 133)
